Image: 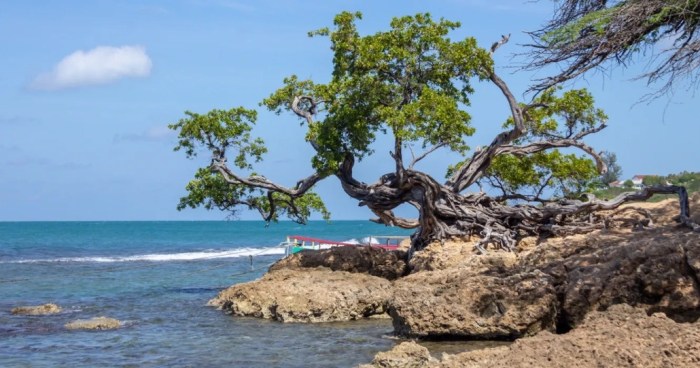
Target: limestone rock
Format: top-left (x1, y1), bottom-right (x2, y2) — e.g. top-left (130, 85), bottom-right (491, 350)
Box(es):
top-left (409, 238), bottom-right (518, 273)
top-left (11, 303), bottom-right (61, 315)
top-left (270, 246), bottom-right (408, 280)
top-left (209, 268), bottom-right (392, 322)
top-left (358, 341), bottom-right (436, 368)
top-left (389, 269), bottom-right (557, 339)
top-left (431, 304), bottom-right (700, 368)
top-left (65, 317), bottom-right (121, 330)
top-left (522, 229), bottom-right (700, 326)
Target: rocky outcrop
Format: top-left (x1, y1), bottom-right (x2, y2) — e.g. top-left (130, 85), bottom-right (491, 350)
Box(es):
top-left (211, 196), bottom-right (700, 346)
top-left (435, 304), bottom-right (700, 367)
top-left (390, 269), bottom-right (558, 339)
top-left (357, 341), bottom-right (436, 368)
top-left (389, 227), bottom-right (700, 337)
top-left (270, 246), bottom-right (408, 280)
top-left (11, 303), bottom-right (61, 315)
top-left (389, 197), bottom-right (700, 337)
top-left (209, 267), bottom-right (392, 322)
top-left (521, 229), bottom-right (700, 327)
top-left (362, 305), bottom-right (700, 368)
top-left (64, 317), bottom-right (121, 330)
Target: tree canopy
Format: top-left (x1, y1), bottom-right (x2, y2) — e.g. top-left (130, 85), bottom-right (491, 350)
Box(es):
top-left (171, 11), bottom-right (698, 252)
top-left (528, 0), bottom-right (700, 96)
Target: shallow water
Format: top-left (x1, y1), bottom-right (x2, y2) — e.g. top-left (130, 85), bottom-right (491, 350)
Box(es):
top-left (0, 221), bottom-right (501, 367)
top-left (0, 221), bottom-right (407, 367)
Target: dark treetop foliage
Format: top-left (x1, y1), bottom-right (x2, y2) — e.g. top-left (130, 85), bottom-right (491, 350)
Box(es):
top-left (528, 0), bottom-right (700, 97)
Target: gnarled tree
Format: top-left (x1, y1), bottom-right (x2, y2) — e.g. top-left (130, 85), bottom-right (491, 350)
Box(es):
top-left (171, 12), bottom-right (698, 254)
top-left (527, 0), bottom-right (700, 97)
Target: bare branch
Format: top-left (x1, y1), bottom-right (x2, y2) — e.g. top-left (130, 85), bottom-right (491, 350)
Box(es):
top-left (490, 34), bottom-right (511, 54)
top-left (409, 143), bottom-right (447, 169)
top-left (525, 0), bottom-right (700, 96)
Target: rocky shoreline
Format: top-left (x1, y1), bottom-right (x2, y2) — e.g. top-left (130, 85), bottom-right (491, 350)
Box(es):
top-left (209, 195), bottom-right (700, 366)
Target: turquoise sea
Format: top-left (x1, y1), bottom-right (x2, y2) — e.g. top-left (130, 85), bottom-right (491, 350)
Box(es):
top-left (0, 221), bottom-right (413, 367)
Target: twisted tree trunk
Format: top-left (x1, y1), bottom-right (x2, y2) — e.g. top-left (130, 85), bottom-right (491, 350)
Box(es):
top-left (338, 157), bottom-right (698, 252)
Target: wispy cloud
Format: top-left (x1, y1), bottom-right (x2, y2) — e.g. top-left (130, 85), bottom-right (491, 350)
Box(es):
top-left (0, 144), bottom-right (22, 153)
top-left (113, 126), bottom-right (175, 143)
top-left (31, 45), bottom-right (152, 90)
top-left (191, 0), bottom-right (254, 11)
top-left (0, 115), bottom-right (38, 125)
top-left (214, 0), bottom-right (254, 11)
top-left (4, 156), bottom-right (90, 170)
top-left (448, 0), bottom-right (549, 13)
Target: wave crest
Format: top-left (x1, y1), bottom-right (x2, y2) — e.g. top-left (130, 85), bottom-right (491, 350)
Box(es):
top-left (3, 247), bottom-right (285, 264)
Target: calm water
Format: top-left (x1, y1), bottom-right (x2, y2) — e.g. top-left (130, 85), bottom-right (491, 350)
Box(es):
top-left (0, 221), bottom-right (414, 367)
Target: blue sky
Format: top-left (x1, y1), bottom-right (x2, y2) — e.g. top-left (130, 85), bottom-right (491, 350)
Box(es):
top-left (1, 0), bottom-right (698, 221)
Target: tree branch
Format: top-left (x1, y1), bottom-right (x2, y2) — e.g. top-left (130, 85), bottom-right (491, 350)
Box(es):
top-left (212, 158), bottom-right (326, 198)
top-left (495, 134), bottom-right (608, 174)
top-left (291, 95), bottom-right (323, 150)
top-left (369, 209), bottom-right (420, 229)
top-left (409, 143), bottom-right (447, 169)
top-left (447, 70), bottom-right (528, 192)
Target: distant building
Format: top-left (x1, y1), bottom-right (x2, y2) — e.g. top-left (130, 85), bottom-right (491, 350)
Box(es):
top-left (609, 175), bottom-right (658, 189)
top-left (631, 175), bottom-right (649, 188)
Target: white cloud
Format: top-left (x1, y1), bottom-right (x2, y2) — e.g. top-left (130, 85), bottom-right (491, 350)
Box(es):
top-left (32, 45), bottom-right (152, 90)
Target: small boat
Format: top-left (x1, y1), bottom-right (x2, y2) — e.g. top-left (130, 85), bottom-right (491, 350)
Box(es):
top-left (279, 235), bottom-right (409, 256)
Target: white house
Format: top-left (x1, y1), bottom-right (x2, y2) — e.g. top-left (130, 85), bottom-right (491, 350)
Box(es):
top-left (609, 175), bottom-right (658, 189)
top-left (631, 175), bottom-right (648, 188)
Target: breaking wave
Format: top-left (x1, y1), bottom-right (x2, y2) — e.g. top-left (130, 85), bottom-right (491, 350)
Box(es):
top-left (3, 247), bottom-right (286, 264)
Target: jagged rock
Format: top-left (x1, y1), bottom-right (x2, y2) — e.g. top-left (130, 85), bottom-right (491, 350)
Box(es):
top-left (11, 303), bottom-right (61, 315)
top-left (361, 305), bottom-right (700, 368)
top-left (389, 269), bottom-right (557, 339)
top-left (431, 304), bottom-right (700, 368)
top-left (64, 317), bottom-right (121, 330)
top-left (521, 229), bottom-right (700, 326)
top-left (357, 341), bottom-right (436, 368)
top-left (270, 246), bottom-right (408, 280)
top-left (209, 268), bottom-right (392, 322)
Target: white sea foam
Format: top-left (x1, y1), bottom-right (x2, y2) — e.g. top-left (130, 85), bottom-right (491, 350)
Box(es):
top-left (360, 236), bottom-right (381, 245)
top-left (3, 247), bottom-right (286, 264)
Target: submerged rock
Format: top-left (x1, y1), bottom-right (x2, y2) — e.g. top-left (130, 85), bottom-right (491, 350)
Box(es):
top-left (209, 267), bottom-right (392, 322)
top-left (390, 269), bottom-right (557, 339)
top-left (269, 246), bottom-right (408, 280)
top-left (11, 303), bottom-right (61, 315)
top-left (64, 317), bottom-right (121, 330)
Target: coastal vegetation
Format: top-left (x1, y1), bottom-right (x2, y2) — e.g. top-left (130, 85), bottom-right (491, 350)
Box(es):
top-left (170, 11), bottom-right (698, 252)
top-left (593, 171), bottom-right (700, 200)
